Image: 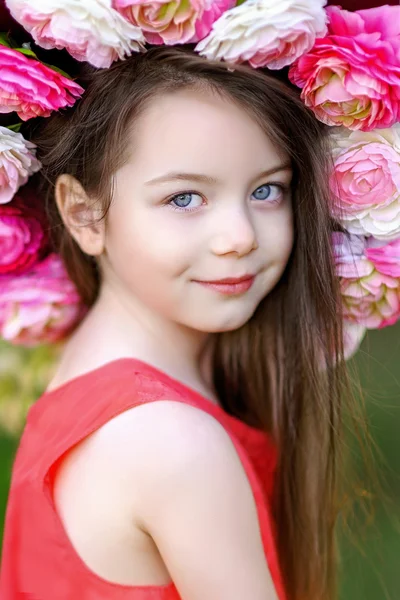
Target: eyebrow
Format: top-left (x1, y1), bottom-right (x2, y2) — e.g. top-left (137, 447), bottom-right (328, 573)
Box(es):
top-left (144, 163), bottom-right (292, 186)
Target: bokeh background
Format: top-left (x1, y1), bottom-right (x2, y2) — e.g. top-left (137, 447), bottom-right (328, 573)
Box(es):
top-left (1, 323), bottom-right (400, 599)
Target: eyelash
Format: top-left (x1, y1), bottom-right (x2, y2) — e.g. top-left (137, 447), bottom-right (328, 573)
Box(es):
top-left (166, 183), bottom-right (289, 213)
top-left (166, 191), bottom-right (204, 213)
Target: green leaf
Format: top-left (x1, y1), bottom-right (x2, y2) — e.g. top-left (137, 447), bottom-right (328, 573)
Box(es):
top-left (0, 33), bottom-right (11, 48)
top-left (0, 34), bottom-right (22, 49)
top-left (15, 47), bottom-right (38, 59)
top-left (7, 123), bottom-right (22, 133)
top-left (41, 62), bottom-right (72, 79)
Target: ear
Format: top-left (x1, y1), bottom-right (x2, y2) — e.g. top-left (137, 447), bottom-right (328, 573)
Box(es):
top-left (55, 174), bottom-right (105, 257)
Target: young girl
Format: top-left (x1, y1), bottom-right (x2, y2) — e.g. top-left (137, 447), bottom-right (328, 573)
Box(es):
top-left (1, 2), bottom-right (399, 600)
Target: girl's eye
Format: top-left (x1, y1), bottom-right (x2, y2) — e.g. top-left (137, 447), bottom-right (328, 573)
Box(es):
top-left (168, 192), bottom-right (203, 212)
top-left (251, 184), bottom-right (284, 203)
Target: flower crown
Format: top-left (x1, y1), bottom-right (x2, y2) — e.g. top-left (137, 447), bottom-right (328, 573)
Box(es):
top-left (1, 0), bottom-right (400, 358)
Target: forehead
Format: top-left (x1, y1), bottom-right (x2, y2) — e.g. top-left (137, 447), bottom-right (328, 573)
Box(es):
top-left (125, 88), bottom-right (287, 175)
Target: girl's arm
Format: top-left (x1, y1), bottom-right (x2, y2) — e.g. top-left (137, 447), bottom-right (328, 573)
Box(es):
top-left (129, 401), bottom-right (279, 600)
top-left (53, 400), bottom-right (279, 600)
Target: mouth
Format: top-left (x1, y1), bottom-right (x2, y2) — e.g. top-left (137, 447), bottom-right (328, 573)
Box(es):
top-left (205, 274), bottom-right (256, 284)
top-left (194, 274), bottom-right (256, 295)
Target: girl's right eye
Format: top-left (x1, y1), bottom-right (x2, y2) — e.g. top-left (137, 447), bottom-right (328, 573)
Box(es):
top-left (167, 192), bottom-right (204, 212)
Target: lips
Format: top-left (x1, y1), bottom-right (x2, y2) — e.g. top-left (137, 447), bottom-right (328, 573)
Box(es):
top-left (194, 274), bottom-right (256, 295)
top-left (201, 274), bottom-right (254, 284)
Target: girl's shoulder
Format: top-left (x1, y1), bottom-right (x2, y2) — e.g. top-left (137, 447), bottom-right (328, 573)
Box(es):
top-left (28, 357), bottom-right (268, 439)
top-left (23, 358), bottom-right (274, 483)
top-left (51, 394), bottom-right (280, 597)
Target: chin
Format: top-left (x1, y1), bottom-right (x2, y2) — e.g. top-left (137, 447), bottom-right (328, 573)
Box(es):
top-left (190, 306), bottom-right (258, 333)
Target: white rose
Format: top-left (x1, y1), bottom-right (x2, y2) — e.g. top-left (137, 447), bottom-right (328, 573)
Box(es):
top-left (196, 0), bottom-right (328, 70)
top-left (5, 0), bottom-right (145, 68)
top-left (342, 321), bottom-right (366, 360)
top-left (0, 126), bottom-right (41, 205)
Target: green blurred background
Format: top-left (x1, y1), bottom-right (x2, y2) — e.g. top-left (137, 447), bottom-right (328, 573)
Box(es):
top-left (0, 327), bottom-right (399, 598)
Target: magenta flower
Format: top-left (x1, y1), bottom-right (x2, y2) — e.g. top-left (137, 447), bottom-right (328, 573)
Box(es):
top-left (0, 253), bottom-right (85, 346)
top-left (330, 125), bottom-right (400, 240)
top-left (366, 237), bottom-right (400, 279)
top-left (0, 45), bottom-right (83, 121)
top-left (113, 0), bottom-right (234, 45)
top-left (333, 232), bottom-right (400, 329)
top-left (0, 193), bottom-right (48, 275)
top-left (290, 5), bottom-right (400, 131)
top-left (0, 126), bottom-right (41, 204)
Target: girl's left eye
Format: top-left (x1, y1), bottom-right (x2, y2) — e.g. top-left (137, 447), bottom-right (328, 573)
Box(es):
top-left (251, 184), bottom-right (285, 203)
top-left (168, 192), bottom-right (203, 212)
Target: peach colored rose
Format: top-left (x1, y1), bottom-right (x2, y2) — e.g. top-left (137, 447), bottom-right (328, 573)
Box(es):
top-left (197, 0), bottom-right (328, 70)
top-left (5, 0), bottom-right (145, 68)
top-left (113, 0), bottom-right (234, 45)
top-left (330, 125), bottom-right (400, 240)
top-left (333, 232), bottom-right (400, 329)
top-left (0, 46), bottom-right (83, 120)
top-left (290, 5), bottom-right (400, 131)
top-left (0, 253), bottom-right (85, 346)
top-left (0, 126), bottom-right (41, 204)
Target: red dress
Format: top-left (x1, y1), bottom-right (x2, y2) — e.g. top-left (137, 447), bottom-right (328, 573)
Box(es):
top-left (0, 358), bottom-right (286, 600)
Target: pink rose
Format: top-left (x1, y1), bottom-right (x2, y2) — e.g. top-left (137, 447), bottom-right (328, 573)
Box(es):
top-left (0, 45), bottom-right (83, 121)
top-left (113, 0), bottom-right (234, 45)
top-left (366, 237), bottom-right (400, 279)
top-left (0, 126), bottom-right (42, 204)
top-left (194, 0), bottom-right (235, 42)
top-left (5, 0), bottom-right (145, 69)
top-left (289, 5), bottom-right (400, 131)
top-left (333, 232), bottom-right (400, 329)
top-left (0, 253), bottom-right (85, 346)
top-left (0, 192), bottom-right (48, 276)
top-left (330, 126), bottom-right (400, 240)
top-left (197, 0), bottom-right (328, 70)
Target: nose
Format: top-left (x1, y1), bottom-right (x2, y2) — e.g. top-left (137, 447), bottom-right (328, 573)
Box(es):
top-left (210, 207), bottom-right (258, 257)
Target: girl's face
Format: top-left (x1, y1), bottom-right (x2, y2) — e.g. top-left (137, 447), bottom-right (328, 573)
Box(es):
top-left (101, 87), bottom-right (294, 333)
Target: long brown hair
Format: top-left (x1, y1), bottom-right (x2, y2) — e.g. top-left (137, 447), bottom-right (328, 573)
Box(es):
top-left (25, 46), bottom-right (357, 599)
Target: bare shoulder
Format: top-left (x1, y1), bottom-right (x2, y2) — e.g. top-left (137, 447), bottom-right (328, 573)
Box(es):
top-left (53, 401), bottom-right (278, 599)
top-left (53, 400), bottom-right (240, 507)
top-left (90, 399), bottom-right (242, 479)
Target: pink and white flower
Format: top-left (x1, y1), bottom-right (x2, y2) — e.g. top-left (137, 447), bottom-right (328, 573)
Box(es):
top-left (0, 192), bottom-right (48, 276)
top-left (0, 126), bottom-right (41, 204)
top-left (330, 125), bottom-right (400, 240)
top-left (196, 0), bottom-right (328, 70)
top-left (333, 232), bottom-right (400, 329)
top-left (0, 253), bottom-right (85, 346)
top-left (0, 45), bottom-right (83, 121)
top-left (342, 320), bottom-right (366, 360)
top-left (5, 0), bottom-right (145, 69)
top-left (289, 5), bottom-right (400, 131)
top-left (114, 0), bottom-right (234, 45)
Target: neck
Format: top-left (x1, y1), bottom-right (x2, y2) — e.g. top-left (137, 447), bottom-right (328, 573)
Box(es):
top-left (72, 282), bottom-right (218, 402)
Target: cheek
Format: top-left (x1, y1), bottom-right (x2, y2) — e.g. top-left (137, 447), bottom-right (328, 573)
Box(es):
top-left (260, 208), bottom-right (294, 265)
top-left (280, 218), bottom-right (294, 265)
top-left (106, 207), bottom-right (195, 282)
